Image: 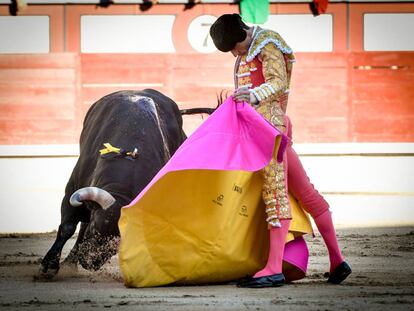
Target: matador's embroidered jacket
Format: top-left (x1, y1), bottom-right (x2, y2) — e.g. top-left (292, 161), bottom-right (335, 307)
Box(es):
top-left (234, 26), bottom-right (295, 228)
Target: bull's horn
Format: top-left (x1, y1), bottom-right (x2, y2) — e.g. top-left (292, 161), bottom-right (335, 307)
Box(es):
top-left (69, 187), bottom-right (116, 210)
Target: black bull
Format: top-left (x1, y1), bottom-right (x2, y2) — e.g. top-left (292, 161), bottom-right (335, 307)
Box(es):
top-left (39, 89), bottom-right (214, 279)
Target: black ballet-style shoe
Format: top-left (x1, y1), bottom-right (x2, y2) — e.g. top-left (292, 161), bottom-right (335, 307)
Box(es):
top-left (326, 261), bottom-right (352, 284)
top-left (237, 273), bottom-right (285, 288)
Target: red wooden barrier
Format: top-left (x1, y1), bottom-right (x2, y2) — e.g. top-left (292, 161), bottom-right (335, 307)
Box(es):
top-left (0, 54), bottom-right (80, 144)
top-left (0, 52), bottom-right (413, 145)
top-left (289, 53), bottom-right (349, 142)
top-left (350, 52), bottom-right (414, 142)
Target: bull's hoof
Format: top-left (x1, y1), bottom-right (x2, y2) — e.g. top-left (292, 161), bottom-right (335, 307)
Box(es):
top-left (37, 262), bottom-right (60, 281)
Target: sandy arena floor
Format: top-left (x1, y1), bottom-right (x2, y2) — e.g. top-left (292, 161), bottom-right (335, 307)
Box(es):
top-left (0, 227), bottom-right (413, 311)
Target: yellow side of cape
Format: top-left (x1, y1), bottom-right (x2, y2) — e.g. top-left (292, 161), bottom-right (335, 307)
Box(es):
top-left (119, 169), bottom-right (312, 288)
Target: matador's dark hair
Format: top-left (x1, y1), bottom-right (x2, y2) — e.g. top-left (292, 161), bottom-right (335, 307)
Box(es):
top-left (209, 14), bottom-right (249, 52)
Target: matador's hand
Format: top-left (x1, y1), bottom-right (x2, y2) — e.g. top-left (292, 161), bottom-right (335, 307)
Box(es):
top-left (232, 87), bottom-right (258, 105)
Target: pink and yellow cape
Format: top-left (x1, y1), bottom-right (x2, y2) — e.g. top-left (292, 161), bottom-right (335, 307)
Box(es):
top-left (119, 98), bottom-right (312, 287)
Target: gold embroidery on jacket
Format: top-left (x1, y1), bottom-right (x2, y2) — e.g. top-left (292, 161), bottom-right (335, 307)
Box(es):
top-left (251, 45), bottom-right (290, 113)
top-left (234, 41), bottom-right (294, 225)
top-left (246, 27), bottom-right (295, 63)
top-left (237, 56), bottom-right (252, 88)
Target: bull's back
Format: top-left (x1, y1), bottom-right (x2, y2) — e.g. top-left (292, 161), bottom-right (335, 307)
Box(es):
top-left (72, 89), bottom-right (184, 189)
top-left (82, 90), bottom-right (183, 148)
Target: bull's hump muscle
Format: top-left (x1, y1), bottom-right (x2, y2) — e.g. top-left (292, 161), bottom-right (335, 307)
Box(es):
top-left (129, 95), bottom-right (171, 162)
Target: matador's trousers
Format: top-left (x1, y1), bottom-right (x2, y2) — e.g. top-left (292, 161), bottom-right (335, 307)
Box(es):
top-left (261, 114), bottom-right (330, 227)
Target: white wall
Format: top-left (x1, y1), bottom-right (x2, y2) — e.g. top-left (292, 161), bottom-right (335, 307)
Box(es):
top-left (296, 143), bottom-right (414, 227)
top-left (262, 14), bottom-right (333, 52)
top-left (80, 15), bottom-right (176, 53)
top-left (0, 16), bottom-right (50, 53)
top-left (0, 143), bottom-right (413, 232)
top-left (364, 13), bottom-right (414, 51)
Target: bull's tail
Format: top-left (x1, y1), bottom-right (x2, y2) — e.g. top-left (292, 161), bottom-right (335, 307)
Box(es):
top-left (180, 91), bottom-right (229, 116)
top-left (180, 108), bottom-right (215, 115)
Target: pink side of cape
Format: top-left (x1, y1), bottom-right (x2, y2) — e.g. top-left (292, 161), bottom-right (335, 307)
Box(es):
top-left (125, 97), bottom-right (287, 207)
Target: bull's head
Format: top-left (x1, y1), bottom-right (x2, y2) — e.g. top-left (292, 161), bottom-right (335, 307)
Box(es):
top-left (69, 187), bottom-right (121, 271)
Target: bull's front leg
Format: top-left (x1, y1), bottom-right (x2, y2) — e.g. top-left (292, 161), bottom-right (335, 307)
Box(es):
top-left (61, 222), bottom-right (88, 269)
top-left (39, 221), bottom-right (78, 280)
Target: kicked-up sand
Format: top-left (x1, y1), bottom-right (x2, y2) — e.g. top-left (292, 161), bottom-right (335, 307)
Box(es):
top-left (0, 227), bottom-right (413, 311)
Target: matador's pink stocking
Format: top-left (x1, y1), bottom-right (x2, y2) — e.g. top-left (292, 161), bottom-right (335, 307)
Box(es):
top-left (254, 219), bottom-right (291, 278)
top-left (285, 132), bottom-right (344, 274)
top-left (313, 210), bottom-right (344, 272)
